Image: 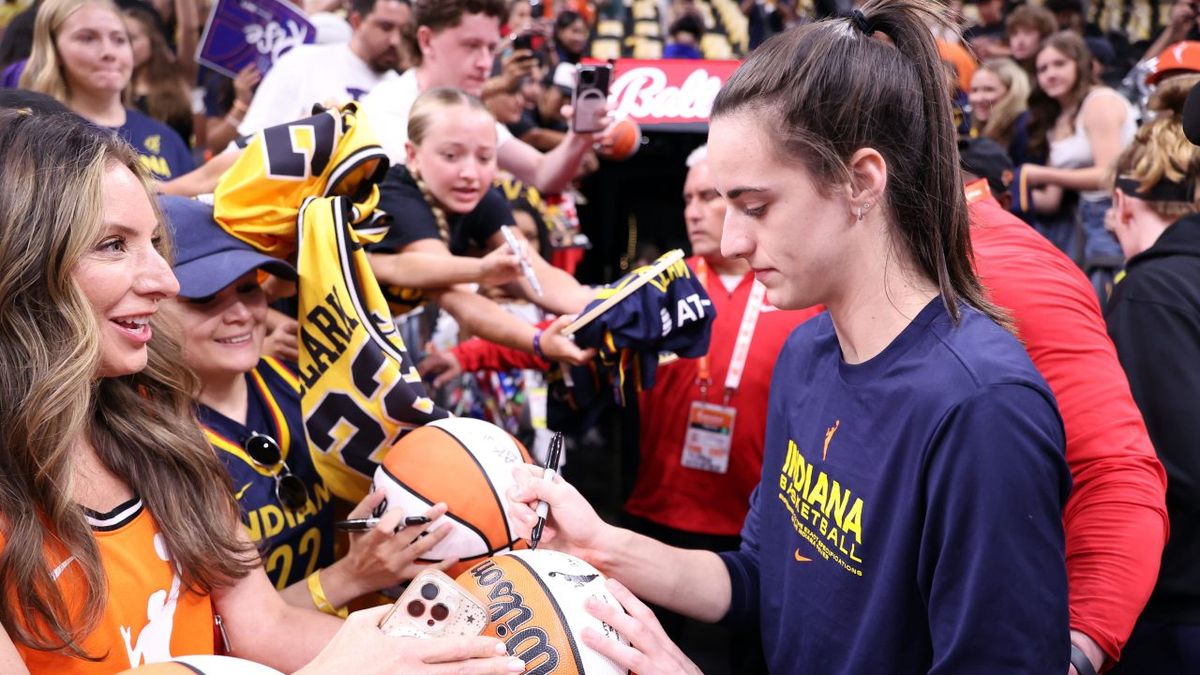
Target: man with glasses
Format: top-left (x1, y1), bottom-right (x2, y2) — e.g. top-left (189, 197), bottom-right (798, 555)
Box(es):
top-left (361, 0), bottom-right (603, 194)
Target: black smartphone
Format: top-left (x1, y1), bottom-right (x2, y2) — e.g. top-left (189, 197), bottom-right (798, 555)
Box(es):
top-left (571, 63), bottom-right (612, 134)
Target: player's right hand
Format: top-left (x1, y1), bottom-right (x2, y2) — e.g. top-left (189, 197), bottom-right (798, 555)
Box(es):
top-left (296, 605), bottom-right (525, 675)
top-left (506, 464), bottom-right (611, 565)
top-left (582, 578), bottom-right (702, 675)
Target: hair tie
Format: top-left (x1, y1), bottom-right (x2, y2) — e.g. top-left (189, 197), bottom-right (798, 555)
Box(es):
top-left (846, 9), bottom-right (875, 36)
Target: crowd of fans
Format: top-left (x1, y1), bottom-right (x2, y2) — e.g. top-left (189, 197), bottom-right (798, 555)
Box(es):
top-left (0, 0), bottom-right (1198, 673)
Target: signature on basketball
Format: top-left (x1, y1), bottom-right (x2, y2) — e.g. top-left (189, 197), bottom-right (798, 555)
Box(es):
top-left (547, 571), bottom-right (599, 588)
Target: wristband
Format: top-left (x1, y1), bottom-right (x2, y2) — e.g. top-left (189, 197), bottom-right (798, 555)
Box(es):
top-left (1070, 643), bottom-right (1098, 675)
top-left (306, 570), bottom-right (348, 618)
top-left (532, 329), bottom-right (546, 360)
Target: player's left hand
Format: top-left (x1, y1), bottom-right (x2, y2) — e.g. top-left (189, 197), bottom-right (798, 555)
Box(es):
top-left (580, 578), bottom-right (702, 675)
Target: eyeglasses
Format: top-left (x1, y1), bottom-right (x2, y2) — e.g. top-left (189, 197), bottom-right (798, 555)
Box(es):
top-left (243, 432), bottom-right (310, 511)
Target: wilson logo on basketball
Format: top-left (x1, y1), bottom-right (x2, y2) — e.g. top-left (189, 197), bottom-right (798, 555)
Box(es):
top-left (459, 551), bottom-right (630, 675)
top-left (470, 559), bottom-right (560, 674)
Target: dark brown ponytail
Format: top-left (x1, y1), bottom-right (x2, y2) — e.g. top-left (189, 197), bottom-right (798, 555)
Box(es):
top-left (711, 0), bottom-right (1009, 328)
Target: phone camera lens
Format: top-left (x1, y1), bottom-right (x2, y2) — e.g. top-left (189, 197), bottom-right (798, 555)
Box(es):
top-left (431, 603), bottom-right (450, 621)
top-left (407, 600), bottom-right (425, 617)
top-left (421, 583), bottom-right (439, 600)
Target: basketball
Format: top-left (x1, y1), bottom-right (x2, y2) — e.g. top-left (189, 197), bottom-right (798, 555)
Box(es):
top-left (117, 656), bottom-right (284, 674)
top-left (598, 117), bottom-right (642, 161)
top-left (456, 550), bottom-right (630, 675)
top-left (371, 418), bottom-right (535, 574)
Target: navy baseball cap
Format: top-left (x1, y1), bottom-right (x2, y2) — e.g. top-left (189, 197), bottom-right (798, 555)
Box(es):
top-left (159, 196), bottom-right (296, 299)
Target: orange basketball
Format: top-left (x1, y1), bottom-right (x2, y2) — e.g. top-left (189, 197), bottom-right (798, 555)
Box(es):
top-left (457, 550), bottom-right (630, 675)
top-left (598, 117), bottom-right (642, 161)
top-left (372, 418), bottom-right (535, 577)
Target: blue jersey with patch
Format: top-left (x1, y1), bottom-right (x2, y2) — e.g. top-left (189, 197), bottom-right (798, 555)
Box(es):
top-left (721, 300), bottom-right (1071, 673)
top-left (114, 108), bottom-right (194, 181)
top-left (198, 357), bottom-right (336, 589)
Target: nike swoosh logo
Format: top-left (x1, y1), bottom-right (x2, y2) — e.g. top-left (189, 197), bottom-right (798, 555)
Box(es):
top-left (234, 483), bottom-right (252, 500)
top-left (794, 549), bottom-right (811, 563)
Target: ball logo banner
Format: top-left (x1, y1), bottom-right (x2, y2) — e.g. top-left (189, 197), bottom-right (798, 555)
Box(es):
top-left (196, 0), bottom-right (315, 79)
top-left (589, 59), bottom-right (740, 126)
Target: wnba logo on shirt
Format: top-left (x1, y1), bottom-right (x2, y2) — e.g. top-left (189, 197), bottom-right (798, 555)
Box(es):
top-left (778, 439), bottom-right (864, 575)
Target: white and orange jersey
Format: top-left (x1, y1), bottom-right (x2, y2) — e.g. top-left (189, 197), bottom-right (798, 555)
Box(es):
top-left (14, 500), bottom-right (215, 674)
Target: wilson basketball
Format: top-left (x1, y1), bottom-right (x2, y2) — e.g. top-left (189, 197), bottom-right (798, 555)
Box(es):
top-left (372, 418), bottom-right (534, 574)
top-left (457, 550), bottom-right (630, 675)
top-left (598, 117), bottom-right (642, 161)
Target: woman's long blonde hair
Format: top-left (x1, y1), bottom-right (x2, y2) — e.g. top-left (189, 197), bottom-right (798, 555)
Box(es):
top-left (20, 0), bottom-right (128, 104)
top-left (974, 57), bottom-right (1031, 147)
top-left (0, 109), bottom-right (255, 658)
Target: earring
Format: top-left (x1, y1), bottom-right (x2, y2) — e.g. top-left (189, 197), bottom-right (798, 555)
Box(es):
top-left (857, 202), bottom-right (870, 221)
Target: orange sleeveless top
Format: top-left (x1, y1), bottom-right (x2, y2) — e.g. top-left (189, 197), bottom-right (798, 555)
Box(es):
top-left (14, 499), bottom-right (215, 673)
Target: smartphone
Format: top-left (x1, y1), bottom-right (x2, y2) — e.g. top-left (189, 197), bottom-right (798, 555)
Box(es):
top-left (378, 569), bottom-right (488, 639)
top-left (512, 31), bottom-right (534, 52)
top-left (571, 63), bottom-right (612, 134)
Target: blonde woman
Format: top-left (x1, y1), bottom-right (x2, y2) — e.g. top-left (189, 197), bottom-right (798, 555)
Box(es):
top-left (19, 0), bottom-right (193, 180)
top-left (367, 87), bottom-right (595, 366)
top-left (969, 57), bottom-right (1033, 164)
top-left (0, 109), bottom-right (526, 675)
top-left (1105, 76), bottom-right (1200, 675)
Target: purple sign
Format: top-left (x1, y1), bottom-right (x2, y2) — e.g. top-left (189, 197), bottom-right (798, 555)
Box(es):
top-left (196, 0), bottom-right (316, 79)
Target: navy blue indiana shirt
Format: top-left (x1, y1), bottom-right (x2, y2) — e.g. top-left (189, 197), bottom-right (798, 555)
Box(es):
top-left (198, 357), bottom-right (336, 589)
top-left (721, 299), bottom-right (1071, 673)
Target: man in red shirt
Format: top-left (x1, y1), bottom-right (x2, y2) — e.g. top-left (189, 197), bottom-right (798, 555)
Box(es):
top-left (963, 139), bottom-right (1169, 674)
top-left (622, 145), bottom-right (819, 544)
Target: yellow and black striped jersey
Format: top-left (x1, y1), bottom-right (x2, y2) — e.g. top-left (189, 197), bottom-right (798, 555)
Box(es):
top-left (213, 103), bottom-right (449, 501)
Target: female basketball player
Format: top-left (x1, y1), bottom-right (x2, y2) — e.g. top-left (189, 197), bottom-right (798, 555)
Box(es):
top-left (367, 87), bottom-right (595, 365)
top-left (507, 1), bottom-right (1072, 672)
top-left (0, 109), bottom-right (524, 674)
top-left (157, 195), bottom-right (456, 614)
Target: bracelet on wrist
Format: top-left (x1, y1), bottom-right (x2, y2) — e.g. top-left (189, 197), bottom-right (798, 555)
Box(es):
top-left (1069, 643), bottom-right (1098, 675)
top-left (306, 570), bottom-right (348, 618)
top-left (532, 329), bottom-right (546, 360)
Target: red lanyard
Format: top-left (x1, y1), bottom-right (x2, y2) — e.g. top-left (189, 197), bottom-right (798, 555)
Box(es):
top-left (694, 258), bottom-right (765, 404)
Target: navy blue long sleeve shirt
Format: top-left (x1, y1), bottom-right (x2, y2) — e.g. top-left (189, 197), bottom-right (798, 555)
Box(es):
top-left (721, 300), bottom-right (1071, 673)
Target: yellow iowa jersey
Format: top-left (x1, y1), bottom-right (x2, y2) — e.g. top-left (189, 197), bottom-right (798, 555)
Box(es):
top-left (214, 104), bottom-right (449, 502)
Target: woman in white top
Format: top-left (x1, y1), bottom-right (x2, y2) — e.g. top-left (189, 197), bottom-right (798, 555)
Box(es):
top-left (1020, 31), bottom-right (1136, 303)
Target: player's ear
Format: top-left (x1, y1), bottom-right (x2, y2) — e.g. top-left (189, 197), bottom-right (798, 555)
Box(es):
top-left (348, 11), bottom-right (365, 30)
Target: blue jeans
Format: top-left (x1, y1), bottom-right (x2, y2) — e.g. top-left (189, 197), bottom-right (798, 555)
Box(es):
top-left (1078, 198), bottom-right (1124, 269)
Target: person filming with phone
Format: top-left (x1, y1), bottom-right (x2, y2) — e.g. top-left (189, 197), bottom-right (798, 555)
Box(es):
top-left (362, 0), bottom-right (611, 195)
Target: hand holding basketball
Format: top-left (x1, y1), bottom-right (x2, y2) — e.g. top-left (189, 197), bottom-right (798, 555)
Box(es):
top-left (581, 578), bottom-right (702, 675)
top-left (332, 492), bottom-right (456, 599)
top-left (506, 464), bottom-right (611, 562)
